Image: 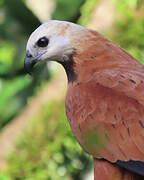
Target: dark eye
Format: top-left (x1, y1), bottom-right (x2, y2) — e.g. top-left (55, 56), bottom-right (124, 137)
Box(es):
top-left (37, 37), bottom-right (49, 47)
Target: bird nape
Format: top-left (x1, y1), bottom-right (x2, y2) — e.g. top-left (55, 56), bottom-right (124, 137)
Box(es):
top-left (24, 20), bottom-right (144, 180)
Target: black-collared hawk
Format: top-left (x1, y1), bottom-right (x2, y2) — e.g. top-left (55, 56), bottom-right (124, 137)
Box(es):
top-left (24, 20), bottom-right (144, 180)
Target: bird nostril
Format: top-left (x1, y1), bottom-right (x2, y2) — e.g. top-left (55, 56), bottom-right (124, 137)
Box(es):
top-left (26, 50), bottom-right (33, 58)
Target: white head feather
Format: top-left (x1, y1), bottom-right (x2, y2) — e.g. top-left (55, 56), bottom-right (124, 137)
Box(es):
top-left (26, 20), bottom-right (88, 62)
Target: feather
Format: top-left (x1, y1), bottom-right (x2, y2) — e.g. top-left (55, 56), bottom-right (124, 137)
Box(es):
top-left (116, 160), bottom-right (144, 176)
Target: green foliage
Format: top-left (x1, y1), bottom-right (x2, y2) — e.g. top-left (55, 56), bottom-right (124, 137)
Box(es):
top-left (6, 100), bottom-right (92, 180)
top-left (78, 0), bottom-right (99, 26)
top-left (113, 0), bottom-right (144, 12)
top-left (0, 42), bottom-right (16, 65)
top-left (0, 0), bottom-right (49, 126)
top-left (4, 0), bottom-right (41, 35)
top-left (108, 0), bottom-right (144, 64)
top-left (52, 0), bottom-right (85, 22)
top-left (0, 76), bottom-right (31, 127)
top-left (0, 173), bottom-right (9, 180)
top-left (114, 0), bottom-right (138, 11)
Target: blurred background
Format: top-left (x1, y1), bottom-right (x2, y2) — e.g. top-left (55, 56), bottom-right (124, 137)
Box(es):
top-left (0, 0), bottom-right (144, 179)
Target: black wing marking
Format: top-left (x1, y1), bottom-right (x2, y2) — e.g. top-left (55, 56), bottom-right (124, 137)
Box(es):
top-left (116, 160), bottom-right (144, 176)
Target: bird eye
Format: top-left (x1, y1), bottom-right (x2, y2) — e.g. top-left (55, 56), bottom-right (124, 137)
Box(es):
top-left (37, 37), bottom-right (49, 47)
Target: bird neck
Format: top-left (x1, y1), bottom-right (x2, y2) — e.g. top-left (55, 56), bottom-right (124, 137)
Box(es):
top-left (59, 58), bottom-right (77, 83)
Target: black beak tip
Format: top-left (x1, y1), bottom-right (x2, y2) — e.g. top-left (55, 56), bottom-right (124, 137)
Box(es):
top-left (24, 57), bottom-right (37, 75)
top-left (24, 60), bottom-right (32, 75)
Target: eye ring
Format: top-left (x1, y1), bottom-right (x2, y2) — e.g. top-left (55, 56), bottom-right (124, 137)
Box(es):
top-left (37, 37), bottom-right (49, 47)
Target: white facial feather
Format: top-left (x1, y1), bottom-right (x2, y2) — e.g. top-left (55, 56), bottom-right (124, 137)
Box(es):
top-left (41, 36), bottom-right (73, 61)
top-left (26, 20), bottom-right (88, 62)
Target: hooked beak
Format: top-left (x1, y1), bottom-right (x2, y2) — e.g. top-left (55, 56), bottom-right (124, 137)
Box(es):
top-left (24, 51), bottom-right (38, 74)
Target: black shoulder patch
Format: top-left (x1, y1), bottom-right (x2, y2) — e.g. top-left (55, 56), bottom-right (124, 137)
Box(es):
top-left (116, 160), bottom-right (144, 176)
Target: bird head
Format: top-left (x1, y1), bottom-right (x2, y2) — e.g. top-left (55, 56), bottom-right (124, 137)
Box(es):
top-left (24, 20), bottom-right (89, 74)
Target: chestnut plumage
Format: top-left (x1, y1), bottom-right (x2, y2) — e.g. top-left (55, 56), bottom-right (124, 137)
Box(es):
top-left (25, 20), bottom-right (144, 179)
